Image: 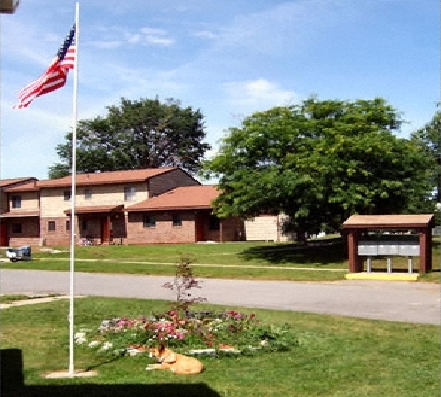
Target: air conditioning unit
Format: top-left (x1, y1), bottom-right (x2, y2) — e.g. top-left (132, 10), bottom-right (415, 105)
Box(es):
top-left (0, 0), bottom-right (20, 14)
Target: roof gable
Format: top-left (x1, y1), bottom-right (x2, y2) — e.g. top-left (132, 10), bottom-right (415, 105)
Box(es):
top-left (0, 177), bottom-right (37, 188)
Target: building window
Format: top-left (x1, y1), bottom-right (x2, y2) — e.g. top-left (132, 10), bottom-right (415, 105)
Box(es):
top-left (11, 195), bottom-right (21, 209)
top-left (143, 215), bottom-right (156, 228)
top-left (66, 220), bottom-right (70, 231)
top-left (48, 221), bottom-right (56, 232)
top-left (172, 214), bottom-right (182, 227)
top-left (64, 190), bottom-right (71, 201)
top-left (124, 186), bottom-right (136, 202)
top-left (84, 188), bottom-right (92, 200)
top-left (82, 220), bottom-right (89, 231)
top-left (209, 215), bottom-right (220, 230)
top-left (12, 223), bottom-right (22, 234)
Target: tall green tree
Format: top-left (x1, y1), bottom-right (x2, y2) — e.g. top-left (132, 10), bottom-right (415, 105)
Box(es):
top-left (411, 107), bottom-right (440, 203)
top-left (49, 97), bottom-right (211, 178)
top-left (203, 97), bottom-right (433, 236)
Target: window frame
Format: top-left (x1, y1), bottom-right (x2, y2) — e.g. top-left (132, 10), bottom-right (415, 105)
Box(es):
top-left (48, 221), bottom-right (56, 232)
top-left (84, 188), bottom-right (92, 200)
top-left (11, 195), bottom-right (22, 209)
top-left (172, 214), bottom-right (182, 227)
top-left (124, 186), bottom-right (136, 202)
top-left (64, 190), bottom-right (72, 201)
top-left (143, 215), bottom-right (156, 228)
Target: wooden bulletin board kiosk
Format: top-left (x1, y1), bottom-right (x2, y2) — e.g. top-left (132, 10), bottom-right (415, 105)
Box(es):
top-left (342, 215), bottom-right (435, 274)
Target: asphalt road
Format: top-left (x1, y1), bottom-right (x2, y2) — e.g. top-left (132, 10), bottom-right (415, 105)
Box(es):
top-left (1, 269), bottom-right (440, 325)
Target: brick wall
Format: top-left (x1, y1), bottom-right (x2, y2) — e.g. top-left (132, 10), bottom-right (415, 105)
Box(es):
top-left (127, 211), bottom-right (244, 244)
top-left (40, 216), bottom-right (72, 246)
top-left (127, 212), bottom-right (197, 244)
top-left (8, 218), bottom-right (40, 247)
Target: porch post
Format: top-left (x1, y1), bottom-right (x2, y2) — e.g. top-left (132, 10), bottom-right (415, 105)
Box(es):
top-left (219, 219), bottom-right (223, 243)
top-left (347, 229), bottom-right (362, 272)
top-left (102, 214), bottom-right (111, 244)
top-left (419, 227), bottom-right (432, 273)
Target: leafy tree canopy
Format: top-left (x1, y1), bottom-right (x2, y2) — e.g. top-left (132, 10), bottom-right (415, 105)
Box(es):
top-left (203, 97), bottom-right (433, 235)
top-left (411, 106), bottom-right (440, 202)
top-left (49, 97), bottom-right (211, 178)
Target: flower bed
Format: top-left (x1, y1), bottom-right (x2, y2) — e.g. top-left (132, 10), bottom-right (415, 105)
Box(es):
top-left (76, 309), bottom-right (297, 358)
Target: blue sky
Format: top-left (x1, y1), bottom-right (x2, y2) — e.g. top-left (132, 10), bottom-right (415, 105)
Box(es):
top-left (0, 0), bottom-right (439, 180)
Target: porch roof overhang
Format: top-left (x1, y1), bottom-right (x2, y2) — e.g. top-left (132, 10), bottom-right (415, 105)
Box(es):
top-left (0, 210), bottom-right (40, 218)
top-left (342, 214), bottom-right (435, 230)
top-left (64, 204), bottom-right (124, 215)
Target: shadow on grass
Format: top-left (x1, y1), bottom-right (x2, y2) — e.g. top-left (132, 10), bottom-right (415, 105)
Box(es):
top-left (22, 384), bottom-right (220, 397)
top-left (238, 238), bottom-right (346, 265)
top-left (1, 349), bottom-right (220, 397)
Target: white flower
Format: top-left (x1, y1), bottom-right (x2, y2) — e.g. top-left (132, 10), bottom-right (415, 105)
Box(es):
top-left (101, 341), bottom-right (113, 351)
top-left (128, 349), bottom-right (139, 357)
top-left (74, 332), bottom-right (87, 344)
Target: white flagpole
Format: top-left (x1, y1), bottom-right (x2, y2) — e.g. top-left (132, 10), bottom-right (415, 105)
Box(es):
top-left (69, 1), bottom-right (80, 377)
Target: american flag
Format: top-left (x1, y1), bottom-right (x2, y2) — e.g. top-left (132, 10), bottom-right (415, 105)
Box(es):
top-left (13, 24), bottom-right (76, 109)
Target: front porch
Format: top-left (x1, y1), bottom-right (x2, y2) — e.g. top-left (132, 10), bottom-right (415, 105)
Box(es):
top-left (0, 211), bottom-right (40, 247)
top-left (64, 205), bottom-right (125, 246)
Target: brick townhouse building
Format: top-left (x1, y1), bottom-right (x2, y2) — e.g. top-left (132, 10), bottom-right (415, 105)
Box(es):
top-left (0, 168), bottom-right (244, 247)
top-left (0, 177), bottom-right (38, 246)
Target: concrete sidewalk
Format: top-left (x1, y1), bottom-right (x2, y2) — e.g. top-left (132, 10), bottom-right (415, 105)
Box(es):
top-left (1, 269), bottom-right (439, 325)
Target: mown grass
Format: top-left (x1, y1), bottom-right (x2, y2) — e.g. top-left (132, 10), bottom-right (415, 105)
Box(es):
top-left (1, 297), bottom-right (439, 397)
top-left (1, 237), bottom-right (439, 283)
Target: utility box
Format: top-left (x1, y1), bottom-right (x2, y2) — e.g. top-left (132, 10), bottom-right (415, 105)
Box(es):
top-left (358, 241), bottom-right (378, 256)
top-left (377, 241), bottom-right (400, 256)
top-left (398, 242), bottom-right (420, 257)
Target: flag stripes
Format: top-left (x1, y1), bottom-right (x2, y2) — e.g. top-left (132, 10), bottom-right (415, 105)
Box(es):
top-left (13, 24), bottom-right (76, 109)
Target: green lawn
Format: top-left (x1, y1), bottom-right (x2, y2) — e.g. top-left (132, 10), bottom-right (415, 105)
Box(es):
top-left (1, 237), bottom-right (440, 282)
top-left (1, 297), bottom-right (439, 397)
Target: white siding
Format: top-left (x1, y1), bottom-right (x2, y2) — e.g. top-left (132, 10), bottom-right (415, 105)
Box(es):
top-left (244, 214), bottom-right (293, 242)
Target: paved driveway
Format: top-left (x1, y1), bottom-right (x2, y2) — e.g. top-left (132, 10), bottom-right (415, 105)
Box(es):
top-left (1, 269), bottom-right (439, 325)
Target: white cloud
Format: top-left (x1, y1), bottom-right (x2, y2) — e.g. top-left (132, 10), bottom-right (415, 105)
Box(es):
top-left (143, 35), bottom-right (174, 46)
top-left (224, 78), bottom-right (297, 110)
top-left (139, 27), bottom-right (174, 46)
top-left (88, 26), bottom-right (174, 48)
top-left (193, 30), bottom-right (218, 40)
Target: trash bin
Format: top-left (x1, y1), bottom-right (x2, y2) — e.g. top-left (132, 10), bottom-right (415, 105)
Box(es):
top-left (17, 245), bottom-right (31, 259)
top-left (6, 245), bottom-right (31, 262)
